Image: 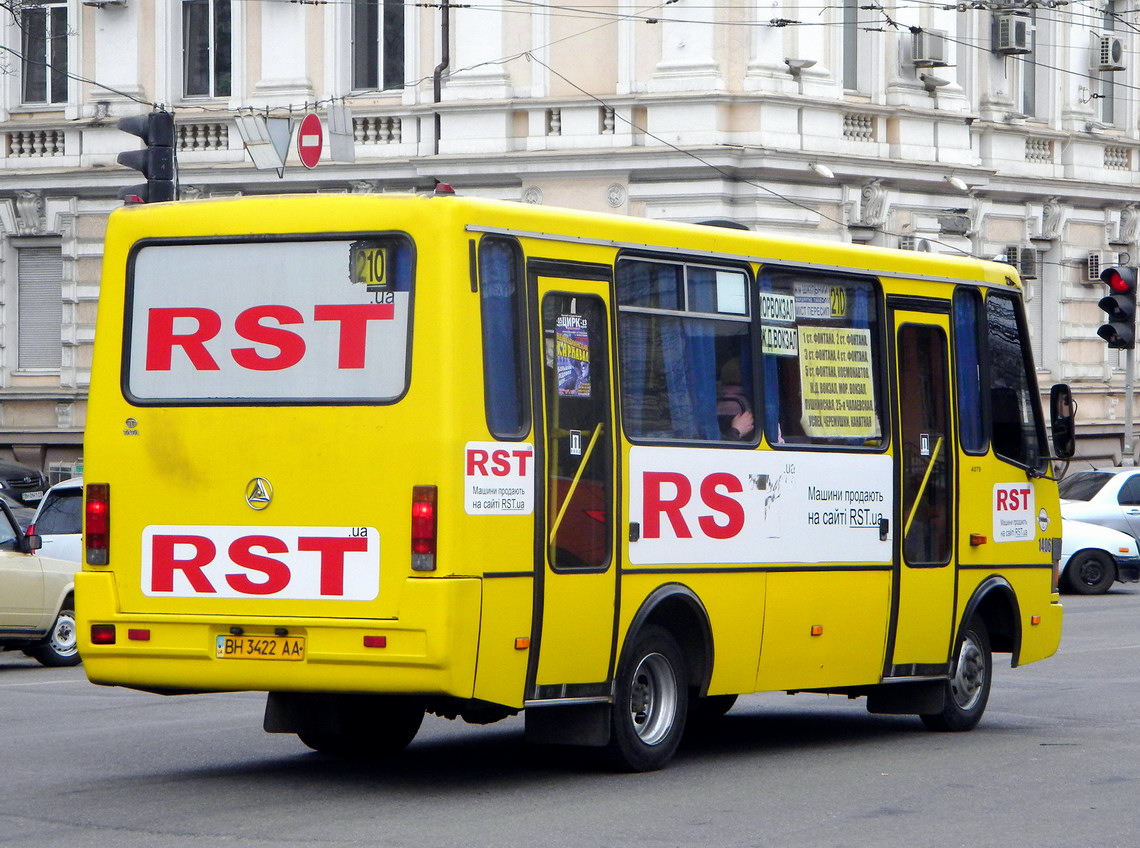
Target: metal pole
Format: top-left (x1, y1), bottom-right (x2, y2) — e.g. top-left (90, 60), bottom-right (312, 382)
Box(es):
top-left (1125, 347), bottom-right (1135, 467)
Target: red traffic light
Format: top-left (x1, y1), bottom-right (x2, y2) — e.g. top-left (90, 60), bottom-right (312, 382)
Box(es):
top-left (1101, 265), bottom-right (1138, 293)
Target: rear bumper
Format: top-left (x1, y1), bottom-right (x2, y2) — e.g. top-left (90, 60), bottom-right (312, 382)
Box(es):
top-left (76, 571), bottom-right (482, 697)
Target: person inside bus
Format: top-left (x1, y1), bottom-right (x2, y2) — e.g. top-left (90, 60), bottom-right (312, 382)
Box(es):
top-left (717, 358), bottom-right (755, 441)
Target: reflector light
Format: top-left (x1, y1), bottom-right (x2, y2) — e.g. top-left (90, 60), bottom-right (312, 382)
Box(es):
top-left (91, 624), bottom-right (116, 644)
top-left (363, 635), bottom-right (387, 648)
top-left (810, 625), bottom-right (824, 636)
top-left (411, 485), bottom-right (438, 571)
top-left (970, 533), bottom-right (987, 546)
top-left (514, 637), bottom-right (530, 650)
top-left (85, 483), bottom-right (110, 565)
top-left (1030, 615), bottom-right (1041, 626)
top-left (128, 629), bottom-right (151, 641)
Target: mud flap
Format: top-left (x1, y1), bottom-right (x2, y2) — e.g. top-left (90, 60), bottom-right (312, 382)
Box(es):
top-left (525, 702), bottom-right (611, 747)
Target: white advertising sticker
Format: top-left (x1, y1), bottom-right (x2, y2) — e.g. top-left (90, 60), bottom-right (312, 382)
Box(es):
top-left (141, 525), bottom-right (379, 600)
top-left (465, 441), bottom-right (535, 515)
top-left (992, 483), bottom-right (1035, 543)
top-left (628, 446), bottom-right (893, 565)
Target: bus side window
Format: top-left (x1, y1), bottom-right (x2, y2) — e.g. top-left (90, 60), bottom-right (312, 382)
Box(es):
top-left (479, 237), bottom-right (529, 438)
top-left (758, 268), bottom-right (884, 449)
top-left (617, 258), bottom-right (755, 443)
top-left (983, 292), bottom-right (1048, 470)
top-left (952, 288), bottom-right (987, 454)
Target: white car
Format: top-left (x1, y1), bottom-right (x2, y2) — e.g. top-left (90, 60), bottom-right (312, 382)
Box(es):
top-left (27, 477), bottom-right (82, 563)
top-left (1059, 518), bottom-right (1140, 595)
top-left (0, 501), bottom-right (81, 666)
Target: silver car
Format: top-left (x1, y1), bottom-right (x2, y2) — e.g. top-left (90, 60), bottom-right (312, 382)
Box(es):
top-left (1059, 468), bottom-right (1140, 540)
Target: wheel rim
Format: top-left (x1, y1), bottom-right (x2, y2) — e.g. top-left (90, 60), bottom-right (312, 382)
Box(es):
top-left (949, 632), bottom-right (985, 711)
top-left (627, 651), bottom-right (678, 746)
top-left (49, 612), bottom-right (78, 657)
top-left (1078, 558), bottom-right (1107, 587)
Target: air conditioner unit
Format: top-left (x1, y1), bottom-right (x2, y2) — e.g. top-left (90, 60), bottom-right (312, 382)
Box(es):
top-left (1087, 251), bottom-right (1112, 282)
top-left (912, 29), bottom-right (948, 68)
top-left (1095, 35), bottom-right (1126, 71)
top-left (995, 14), bottom-right (1033, 56)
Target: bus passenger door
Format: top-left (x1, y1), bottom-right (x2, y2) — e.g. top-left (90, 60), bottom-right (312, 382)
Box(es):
top-left (887, 309), bottom-right (957, 677)
top-left (530, 276), bottom-right (618, 697)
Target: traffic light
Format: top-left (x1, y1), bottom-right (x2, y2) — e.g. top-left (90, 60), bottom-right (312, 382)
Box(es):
top-left (116, 111), bottom-right (175, 203)
top-left (1097, 265), bottom-right (1138, 350)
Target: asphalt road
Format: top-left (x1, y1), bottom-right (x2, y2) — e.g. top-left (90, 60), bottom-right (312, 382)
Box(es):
top-left (2, 586), bottom-right (1138, 848)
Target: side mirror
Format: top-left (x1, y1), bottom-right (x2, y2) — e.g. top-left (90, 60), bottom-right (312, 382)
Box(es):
top-left (20, 533), bottom-right (41, 553)
top-left (1050, 383), bottom-right (1076, 460)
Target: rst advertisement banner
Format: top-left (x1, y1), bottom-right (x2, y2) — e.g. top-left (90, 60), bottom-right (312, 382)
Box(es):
top-left (127, 240), bottom-right (409, 402)
top-left (141, 525), bottom-right (380, 600)
top-left (627, 446), bottom-right (893, 565)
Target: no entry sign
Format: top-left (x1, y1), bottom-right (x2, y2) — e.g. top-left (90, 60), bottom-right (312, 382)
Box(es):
top-left (297, 113), bottom-right (323, 169)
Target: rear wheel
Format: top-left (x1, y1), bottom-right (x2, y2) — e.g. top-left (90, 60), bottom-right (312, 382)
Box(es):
top-left (606, 625), bottom-right (688, 771)
top-left (29, 605), bottom-right (81, 668)
top-left (298, 699), bottom-right (424, 757)
top-left (920, 620), bottom-right (991, 732)
top-left (1065, 550), bottom-right (1116, 595)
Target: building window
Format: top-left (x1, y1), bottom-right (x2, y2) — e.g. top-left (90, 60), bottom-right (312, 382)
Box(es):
top-left (183, 0), bottom-right (232, 98)
top-left (1102, 2), bottom-right (1118, 125)
top-left (352, 0), bottom-right (405, 91)
top-left (17, 246), bottom-right (63, 372)
top-left (21, 0), bottom-right (68, 105)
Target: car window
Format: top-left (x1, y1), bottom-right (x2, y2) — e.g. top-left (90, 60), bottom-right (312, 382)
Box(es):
top-left (35, 489), bottom-right (82, 535)
top-left (1058, 472), bottom-right (1113, 501)
top-left (1118, 476), bottom-right (1140, 507)
top-left (0, 510), bottom-right (18, 546)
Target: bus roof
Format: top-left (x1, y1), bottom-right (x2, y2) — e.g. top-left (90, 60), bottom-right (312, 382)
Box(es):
top-left (107, 192), bottom-right (1020, 291)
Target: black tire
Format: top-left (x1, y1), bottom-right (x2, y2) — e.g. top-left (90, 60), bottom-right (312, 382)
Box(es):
top-left (30, 605), bottom-right (81, 668)
top-left (298, 699), bottom-right (424, 757)
top-left (920, 619), bottom-right (992, 732)
top-left (606, 624), bottom-right (688, 772)
top-left (1064, 550), bottom-right (1116, 595)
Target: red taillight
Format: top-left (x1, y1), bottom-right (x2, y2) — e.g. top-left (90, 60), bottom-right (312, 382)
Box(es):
top-left (86, 483), bottom-right (110, 565)
top-left (90, 624), bottom-right (116, 644)
top-left (411, 485), bottom-right (437, 572)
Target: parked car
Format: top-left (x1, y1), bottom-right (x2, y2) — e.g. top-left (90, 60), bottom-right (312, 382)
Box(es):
top-left (0, 460), bottom-right (49, 508)
top-left (27, 477), bottom-right (82, 563)
top-left (1059, 517), bottom-right (1140, 595)
top-left (0, 493), bottom-right (36, 530)
top-left (0, 502), bottom-right (81, 666)
top-left (1059, 468), bottom-right (1140, 540)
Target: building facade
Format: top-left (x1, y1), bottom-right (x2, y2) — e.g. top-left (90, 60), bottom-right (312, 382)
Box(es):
top-left (1, 0), bottom-right (1137, 470)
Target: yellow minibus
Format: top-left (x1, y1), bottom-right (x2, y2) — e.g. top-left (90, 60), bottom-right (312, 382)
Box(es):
top-left (78, 191), bottom-right (1074, 770)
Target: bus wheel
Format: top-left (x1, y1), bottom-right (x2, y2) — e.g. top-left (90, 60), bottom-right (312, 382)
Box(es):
top-left (1066, 551), bottom-right (1115, 595)
top-left (298, 700), bottom-right (424, 757)
top-left (606, 625), bottom-right (688, 771)
top-left (920, 620), bottom-right (991, 732)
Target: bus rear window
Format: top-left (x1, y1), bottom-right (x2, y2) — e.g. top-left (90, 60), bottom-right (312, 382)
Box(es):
top-left (124, 237), bottom-right (413, 404)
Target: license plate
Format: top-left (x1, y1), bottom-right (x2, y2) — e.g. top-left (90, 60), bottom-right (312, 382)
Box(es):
top-left (215, 634), bottom-right (305, 661)
top-left (21, 491), bottom-right (43, 502)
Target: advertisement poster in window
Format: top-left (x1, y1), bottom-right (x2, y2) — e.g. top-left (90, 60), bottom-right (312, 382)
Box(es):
top-left (556, 314), bottom-right (591, 397)
top-left (798, 327), bottom-right (880, 439)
